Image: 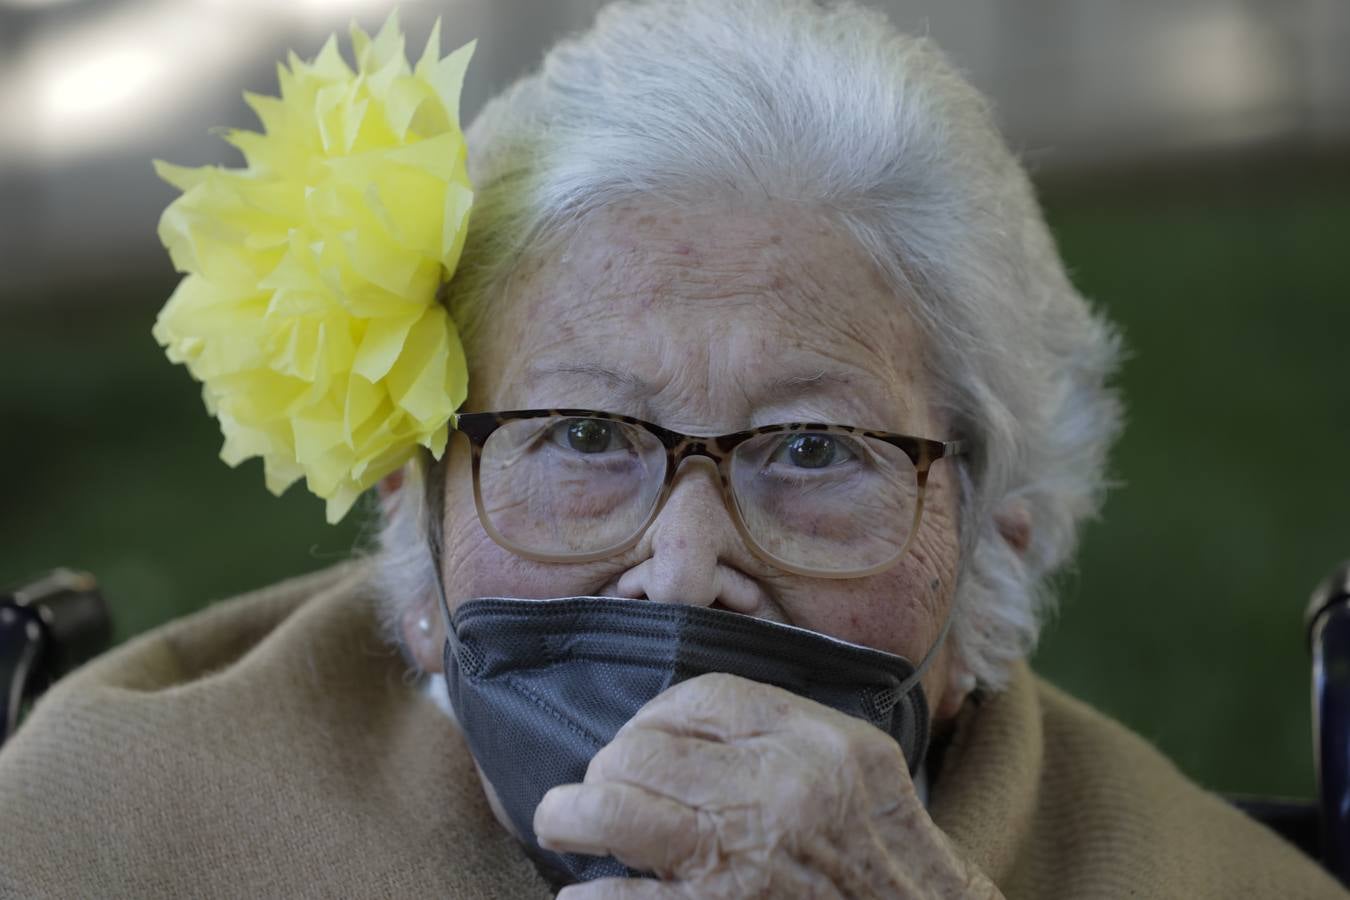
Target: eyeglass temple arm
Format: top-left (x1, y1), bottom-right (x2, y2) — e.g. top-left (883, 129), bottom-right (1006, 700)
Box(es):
top-left (423, 457), bottom-right (457, 635)
top-left (939, 439), bottom-right (969, 459)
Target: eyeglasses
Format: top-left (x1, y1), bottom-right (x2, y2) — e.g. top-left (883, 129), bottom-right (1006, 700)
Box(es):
top-left (445, 409), bottom-right (967, 579)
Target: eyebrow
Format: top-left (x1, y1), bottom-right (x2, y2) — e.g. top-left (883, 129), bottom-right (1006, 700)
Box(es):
top-left (523, 363), bottom-right (875, 419)
top-left (526, 363), bottom-right (653, 399)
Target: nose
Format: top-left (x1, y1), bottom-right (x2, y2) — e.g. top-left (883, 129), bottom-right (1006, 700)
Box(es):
top-left (611, 457), bottom-right (765, 612)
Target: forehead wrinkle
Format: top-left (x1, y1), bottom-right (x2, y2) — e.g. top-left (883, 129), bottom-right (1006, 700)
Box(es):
top-left (574, 208), bottom-right (810, 311)
top-left (522, 361), bottom-right (895, 430)
top-left (501, 203), bottom-right (921, 430)
top-left (524, 363), bottom-right (652, 398)
top-left (513, 262), bottom-right (908, 429)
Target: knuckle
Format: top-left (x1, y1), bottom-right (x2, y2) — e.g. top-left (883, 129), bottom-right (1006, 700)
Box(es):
top-left (808, 714), bottom-right (861, 766)
top-left (854, 723), bottom-right (907, 771)
top-left (774, 761), bottom-right (834, 817)
top-left (594, 784), bottom-right (636, 829)
top-left (679, 671), bottom-right (742, 700)
top-left (586, 739), bottom-right (626, 782)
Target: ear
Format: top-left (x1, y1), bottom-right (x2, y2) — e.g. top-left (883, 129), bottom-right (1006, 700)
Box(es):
top-left (379, 467), bottom-right (405, 496)
top-left (400, 597), bottom-right (446, 674)
top-left (934, 659), bottom-right (977, 720)
top-left (994, 501), bottom-right (1032, 557)
top-left (376, 465), bottom-right (408, 517)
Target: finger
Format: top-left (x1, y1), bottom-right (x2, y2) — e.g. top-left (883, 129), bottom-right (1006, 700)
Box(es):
top-left (556, 878), bottom-right (686, 899)
top-left (622, 676), bottom-right (912, 799)
top-left (535, 782), bottom-right (706, 875)
top-left (625, 672), bottom-right (870, 745)
top-left (625, 673), bottom-right (799, 741)
top-left (586, 727), bottom-right (751, 808)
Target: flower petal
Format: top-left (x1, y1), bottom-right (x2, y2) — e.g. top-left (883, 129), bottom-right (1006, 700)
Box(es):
top-left (154, 12), bottom-right (474, 522)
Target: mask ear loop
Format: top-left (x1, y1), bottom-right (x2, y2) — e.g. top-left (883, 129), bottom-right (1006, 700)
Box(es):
top-left (878, 597), bottom-right (957, 714)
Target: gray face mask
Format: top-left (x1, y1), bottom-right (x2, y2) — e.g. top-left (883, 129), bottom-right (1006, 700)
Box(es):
top-left (440, 596), bottom-right (945, 883)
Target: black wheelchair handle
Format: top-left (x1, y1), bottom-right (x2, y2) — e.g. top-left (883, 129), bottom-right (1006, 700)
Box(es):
top-left (0, 569), bottom-right (111, 746)
top-left (1306, 559), bottom-right (1350, 886)
top-left (1306, 561), bottom-right (1350, 647)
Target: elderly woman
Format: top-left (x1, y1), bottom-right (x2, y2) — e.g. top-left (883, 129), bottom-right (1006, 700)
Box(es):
top-left (2, 1), bottom-right (1342, 897)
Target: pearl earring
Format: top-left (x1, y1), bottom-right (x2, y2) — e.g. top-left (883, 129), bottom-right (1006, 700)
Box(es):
top-left (416, 616), bottom-right (431, 636)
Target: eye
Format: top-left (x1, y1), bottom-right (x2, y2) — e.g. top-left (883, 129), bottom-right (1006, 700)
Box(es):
top-left (549, 418), bottom-right (630, 454)
top-left (770, 432), bottom-right (857, 469)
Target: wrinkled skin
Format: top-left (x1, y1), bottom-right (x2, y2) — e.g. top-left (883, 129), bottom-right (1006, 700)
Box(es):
top-left (535, 674), bottom-right (1002, 899)
top-left (395, 198), bottom-right (1016, 898)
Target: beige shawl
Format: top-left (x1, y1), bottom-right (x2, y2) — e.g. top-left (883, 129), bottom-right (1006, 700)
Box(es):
top-left (1, 562), bottom-right (1343, 898)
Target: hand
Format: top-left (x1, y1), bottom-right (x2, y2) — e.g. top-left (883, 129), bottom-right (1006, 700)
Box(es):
top-left (533, 673), bottom-right (1003, 899)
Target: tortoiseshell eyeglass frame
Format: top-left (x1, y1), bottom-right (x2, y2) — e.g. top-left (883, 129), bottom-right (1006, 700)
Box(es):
top-left (440, 409), bottom-right (969, 580)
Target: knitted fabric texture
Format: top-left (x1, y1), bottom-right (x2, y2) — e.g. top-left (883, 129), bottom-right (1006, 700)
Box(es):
top-left (0, 563), bottom-right (1343, 898)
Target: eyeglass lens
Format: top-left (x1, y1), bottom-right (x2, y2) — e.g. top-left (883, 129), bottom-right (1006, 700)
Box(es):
top-left (475, 415), bottom-right (919, 574)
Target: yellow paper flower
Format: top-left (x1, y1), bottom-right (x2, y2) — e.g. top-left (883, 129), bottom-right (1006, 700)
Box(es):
top-left (152, 12), bottom-right (474, 523)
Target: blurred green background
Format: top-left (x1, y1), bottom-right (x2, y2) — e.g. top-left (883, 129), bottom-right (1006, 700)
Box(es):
top-left (3, 153), bottom-right (1347, 798)
top-left (3, 0), bottom-right (1349, 807)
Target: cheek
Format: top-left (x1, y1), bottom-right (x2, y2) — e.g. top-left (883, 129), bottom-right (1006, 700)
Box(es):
top-left (782, 563), bottom-right (949, 662)
top-left (439, 457), bottom-right (630, 609)
top-left (780, 484), bottom-right (961, 660)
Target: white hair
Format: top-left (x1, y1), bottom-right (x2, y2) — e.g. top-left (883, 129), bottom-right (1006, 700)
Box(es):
top-left (374, 0), bottom-right (1123, 691)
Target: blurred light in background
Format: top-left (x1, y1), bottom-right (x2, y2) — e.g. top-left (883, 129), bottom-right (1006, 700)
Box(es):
top-left (3, 4), bottom-right (245, 162)
top-left (201, 0), bottom-right (400, 13)
top-left (1, 0), bottom-right (1347, 800)
top-left (0, 0), bottom-right (406, 164)
top-left (3, 0), bottom-right (1345, 307)
top-left (0, 0), bottom-right (81, 8)
top-left (1148, 8), bottom-right (1292, 143)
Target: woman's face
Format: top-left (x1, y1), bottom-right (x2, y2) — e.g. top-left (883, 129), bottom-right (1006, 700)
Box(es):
top-left (405, 199), bottom-right (972, 721)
